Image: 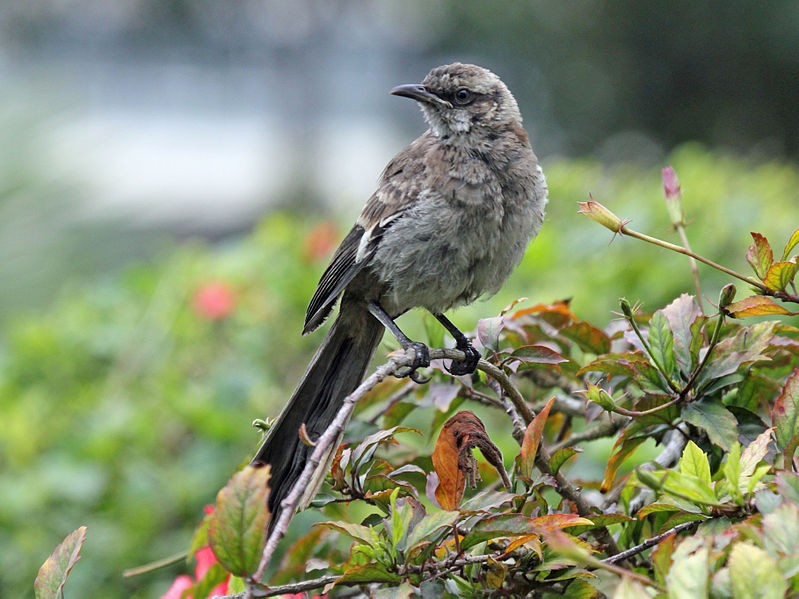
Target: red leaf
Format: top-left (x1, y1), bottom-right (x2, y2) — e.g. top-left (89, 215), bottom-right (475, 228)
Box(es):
top-left (519, 397), bottom-right (555, 478)
top-left (601, 437), bottom-right (646, 492)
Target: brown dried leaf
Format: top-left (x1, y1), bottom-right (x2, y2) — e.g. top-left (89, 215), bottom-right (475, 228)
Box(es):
top-left (431, 411), bottom-right (509, 510)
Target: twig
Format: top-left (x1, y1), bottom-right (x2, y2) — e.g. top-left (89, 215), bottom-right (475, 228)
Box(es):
top-left (676, 225), bottom-right (704, 312)
top-left (620, 225), bottom-right (799, 304)
top-left (214, 574), bottom-right (338, 598)
top-left (601, 520), bottom-right (701, 564)
top-left (550, 417), bottom-right (623, 452)
top-left (366, 380), bottom-right (416, 424)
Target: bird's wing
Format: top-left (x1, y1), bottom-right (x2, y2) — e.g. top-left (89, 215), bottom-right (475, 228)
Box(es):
top-left (302, 133), bottom-right (433, 334)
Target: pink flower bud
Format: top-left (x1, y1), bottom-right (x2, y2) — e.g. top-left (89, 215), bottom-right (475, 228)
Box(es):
top-left (661, 165), bottom-right (684, 226)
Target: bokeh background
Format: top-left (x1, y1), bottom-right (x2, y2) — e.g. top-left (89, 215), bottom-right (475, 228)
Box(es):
top-left (2, 2), bottom-right (798, 597)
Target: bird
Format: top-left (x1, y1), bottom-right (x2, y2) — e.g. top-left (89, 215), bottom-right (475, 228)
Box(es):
top-left (251, 62), bottom-right (548, 525)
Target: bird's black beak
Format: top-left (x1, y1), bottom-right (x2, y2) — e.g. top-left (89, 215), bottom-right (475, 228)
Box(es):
top-left (390, 83), bottom-right (452, 108)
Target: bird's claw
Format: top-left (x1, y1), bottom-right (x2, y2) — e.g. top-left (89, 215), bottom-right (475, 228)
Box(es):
top-left (395, 342), bottom-right (431, 383)
top-left (446, 340), bottom-right (481, 376)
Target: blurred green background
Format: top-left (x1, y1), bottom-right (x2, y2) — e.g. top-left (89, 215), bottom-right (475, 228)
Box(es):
top-left (2, 2), bottom-right (799, 597)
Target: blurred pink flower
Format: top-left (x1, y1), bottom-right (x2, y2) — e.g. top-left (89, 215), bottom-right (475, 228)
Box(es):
top-left (161, 507), bottom-right (229, 599)
top-left (192, 282), bottom-right (236, 321)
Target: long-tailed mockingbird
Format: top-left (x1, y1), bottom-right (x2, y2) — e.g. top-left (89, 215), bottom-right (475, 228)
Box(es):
top-left (252, 62), bottom-right (548, 522)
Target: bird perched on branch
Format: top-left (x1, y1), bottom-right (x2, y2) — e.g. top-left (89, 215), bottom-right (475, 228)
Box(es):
top-left (252, 62), bottom-right (548, 524)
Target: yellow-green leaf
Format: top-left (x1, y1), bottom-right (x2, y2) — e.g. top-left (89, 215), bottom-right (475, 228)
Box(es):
top-left (679, 441), bottom-right (711, 484)
top-left (746, 232), bottom-right (773, 279)
top-left (725, 295), bottom-right (793, 318)
top-left (728, 542), bottom-right (788, 599)
top-left (34, 527), bottom-right (87, 599)
top-left (763, 260), bottom-right (798, 291)
top-left (781, 227), bottom-right (799, 261)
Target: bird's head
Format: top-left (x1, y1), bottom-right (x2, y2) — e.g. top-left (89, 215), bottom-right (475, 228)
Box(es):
top-left (390, 63), bottom-right (522, 138)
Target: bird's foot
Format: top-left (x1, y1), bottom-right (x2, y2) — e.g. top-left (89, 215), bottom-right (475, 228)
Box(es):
top-left (395, 342), bottom-right (431, 384)
top-left (446, 340), bottom-right (481, 376)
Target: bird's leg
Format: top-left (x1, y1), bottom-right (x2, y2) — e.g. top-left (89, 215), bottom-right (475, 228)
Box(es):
top-left (367, 301), bottom-right (431, 383)
top-left (433, 312), bottom-right (481, 375)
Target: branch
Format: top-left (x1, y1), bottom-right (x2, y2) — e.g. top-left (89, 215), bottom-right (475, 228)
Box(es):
top-left (251, 346), bottom-right (534, 586)
top-left (252, 346), bottom-right (421, 582)
top-left (601, 520), bottom-right (700, 564)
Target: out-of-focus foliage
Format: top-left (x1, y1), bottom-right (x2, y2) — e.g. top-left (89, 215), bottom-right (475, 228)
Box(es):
top-left (3, 147), bottom-right (799, 597)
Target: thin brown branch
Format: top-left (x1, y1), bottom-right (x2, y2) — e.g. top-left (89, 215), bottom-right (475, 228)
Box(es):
top-left (621, 225), bottom-right (799, 304)
top-left (676, 224), bottom-right (705, 312)
top-left (550, 417), bottom-right (623, 452)
top-left (601, 520), bottom-right (701, 564)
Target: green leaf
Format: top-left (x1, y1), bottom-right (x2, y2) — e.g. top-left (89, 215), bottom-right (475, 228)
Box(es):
top-left (550, 447), bottom-right (580, 475)
top-left (664, 471), bottom-right (718, 506)
top-left (662, 294), bottom-right (703, 375)
top-left (679, 441), bottom-right (711, 484)
top-left (746, 232), bottom-right (774, 280)
top-left (316, 521), bottom-right (379, 547)
top-left (190, 562), bottom-right (229, 599)
top-left (740, 427), bottom-right (774, 477)
top-left (781, 227), bottom-right (799, 261)
top-left (776, 472), bottom-right (799, 505)
top-left (207, 464), bottom-right (271, 578)
top-left (683, 401), bottom-right (739, 451)
top-left (34, 526), bottom-right (87, 599)
top-left (728, 542), bottom-right (788, 599)
top-left (614, 577), bottom-right (652, 598)
top-left (389, 488), bottom-right (403, 554)
top-left (772, 369), bottom-right (799, 451)
top-left (723, 442), bottom-right (743, 505)
top-left (763, 261), bottom-right (798, 292)
top-left (762, 504), bottom-right (799, 558)
top-left (350, 426), bottom-right (419, 474)
top-left (404, 510), bottom-right (459, 553)
top-left (647, 311), bottom-right (677, 379)
top-left (336, 563), bottom-right (402, 585)
top-left (477, 316), bottom-right (504, 352)
top-left (560, 320), bottom-right (611, 355)
top-left (664, 536), bottom-right (708, 599)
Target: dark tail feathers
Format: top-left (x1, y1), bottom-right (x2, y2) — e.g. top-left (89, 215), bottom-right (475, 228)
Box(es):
top-left (251, 304), bottom-right (383, 520)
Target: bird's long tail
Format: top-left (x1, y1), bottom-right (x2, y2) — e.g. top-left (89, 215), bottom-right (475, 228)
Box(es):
top-left (251, 301), bottom-right (384, 522)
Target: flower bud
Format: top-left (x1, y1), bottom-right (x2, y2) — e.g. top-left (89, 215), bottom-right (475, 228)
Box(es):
top-left (718, 284), bottom-right (737, 309)
top-left (661, 165), bottom-right (684, 227)
top-left (577, 199), bottom-right (624, 232)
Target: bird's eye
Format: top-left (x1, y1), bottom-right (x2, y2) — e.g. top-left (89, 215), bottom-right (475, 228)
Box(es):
top-left (453, 88), bottom-right (473, 105)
